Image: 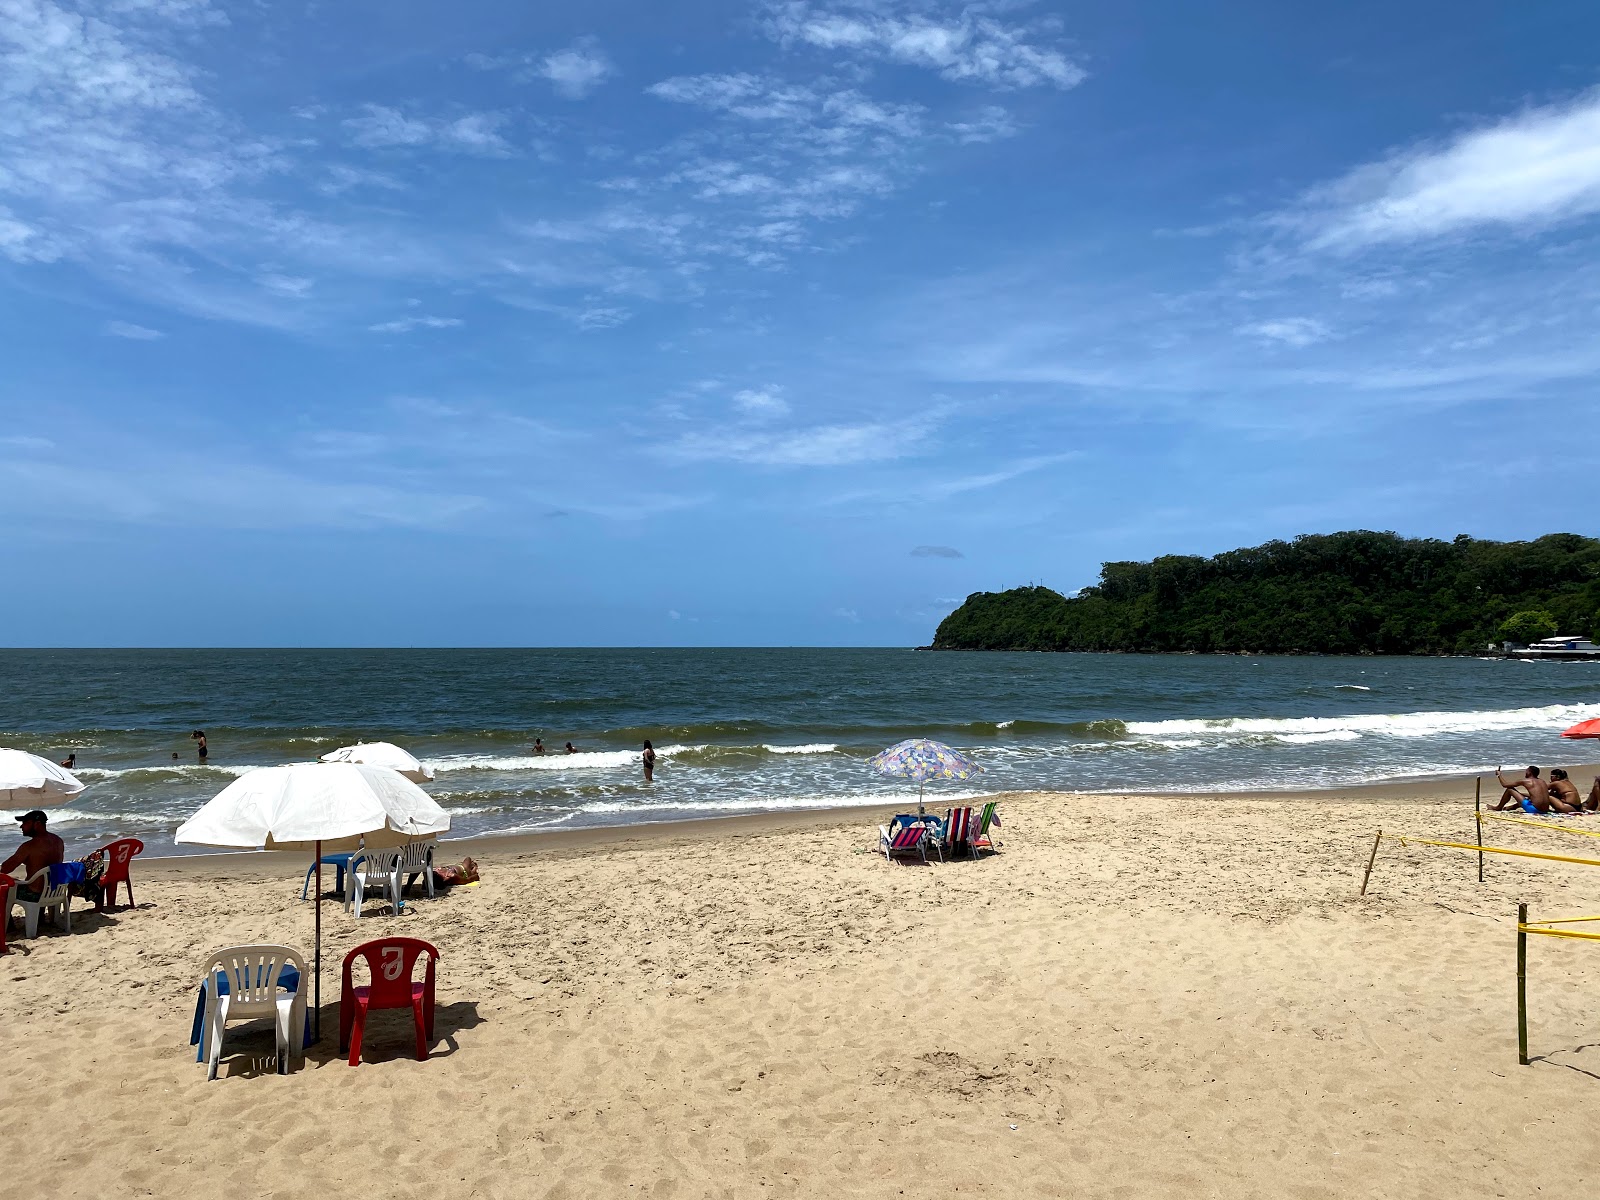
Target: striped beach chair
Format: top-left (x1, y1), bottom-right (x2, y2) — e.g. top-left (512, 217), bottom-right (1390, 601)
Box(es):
top-left (935, 806), bottom-right (977, 861)
top-left (973, 801), bottom-right (1001, 855)
top-left (879, 818), bottom-right (930, 864)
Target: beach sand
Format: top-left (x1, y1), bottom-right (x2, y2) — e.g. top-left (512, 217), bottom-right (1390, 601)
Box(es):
top-left (4, 771), bottom-right (1600, 1198)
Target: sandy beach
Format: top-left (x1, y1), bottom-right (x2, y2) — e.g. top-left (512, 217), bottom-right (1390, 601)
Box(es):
top-left (5, 771), bottom-right (1600, 1198)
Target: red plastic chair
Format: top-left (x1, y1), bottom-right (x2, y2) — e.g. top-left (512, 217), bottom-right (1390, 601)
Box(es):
top-left (339, 937), bottom-right (439, 1066)
top-left (0, 874), bottom-right (14, 956)
top-left (97, 838), bottom-right (145, 910)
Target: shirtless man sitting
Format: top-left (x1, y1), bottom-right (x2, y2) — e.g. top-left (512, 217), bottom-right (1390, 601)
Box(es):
top-left (2, 810), bottom-right (65, 904)
top-left (1548, 769), bottom-right (1584, 813)
top-left (1491, 766), bottom-right (1572, 813)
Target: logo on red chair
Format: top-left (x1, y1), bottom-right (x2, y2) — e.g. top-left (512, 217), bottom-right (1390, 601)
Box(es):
top-left (381, 946), bottom-right (405, 981)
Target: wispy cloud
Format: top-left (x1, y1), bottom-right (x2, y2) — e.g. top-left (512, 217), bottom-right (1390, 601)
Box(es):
top-left (1237, 317), bottom-right (1332, 347)
top-left (343, 105), bottom-right (513, 156)
top-left (0, 453), bottom-right (484, 531)
top-left (368, 315), bottom-right (463, 333)
top-left (105, 320), bottom-right (165, 339)
top-left (538, 39), bottom-right (616, 98)
top-left (911, 544), bottom-right (963, 558)
top-left (662, 420), bottom-right (918, 466)
top-left (733, 386), bottom-right (791, 419)
top-left (1291, 88), bottom-right (1600, 251)
top-left (762, 1), bottom-right (1085, 90)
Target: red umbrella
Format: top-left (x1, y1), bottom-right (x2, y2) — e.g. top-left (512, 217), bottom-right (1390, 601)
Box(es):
top-left (1562, 719), bottom-right (1600, 739)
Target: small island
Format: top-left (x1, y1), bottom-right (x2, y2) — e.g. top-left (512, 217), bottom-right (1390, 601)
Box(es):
top-left (931, 531), bottom-right (1600, 655)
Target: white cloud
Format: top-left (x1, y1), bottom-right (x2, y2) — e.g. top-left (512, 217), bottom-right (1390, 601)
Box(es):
top-left (0, 434), bottom-right (55, 451)
top-left (1238, 317), bottom-right (1333, 347)
top-left (318, 163), bottom-right (405, 195)
top-left (762, 1), bottom-right (1085, 90)
top-left (733, 386), bottom-right (791, 419)
top-left (259, 273), bottom-right (312, 298)
top-left (662, 420), bottom-right (916, 466)
top-left (946, 104), bottom-right (1018, 143)
top-left (538, 40), bottom-right (615, 99)
top-left (911, 544), bottom-right (963, 558)
top-left (0, 453), bottom-right (483, 531)
top-left (343, 105), bottom-right (513, 156)
top-left (1297, 89), bottom-right (1600, 251)
top-left (368, 315), bottom-right (463, 333)
top-left (104, 319), bottom-right (164, 339)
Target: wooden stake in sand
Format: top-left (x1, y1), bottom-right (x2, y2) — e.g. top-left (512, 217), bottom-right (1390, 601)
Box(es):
top-left (1360, 829), bottom-right (1382, 897)
top-left (1517, 901), bottom-right (1529, 1066)
top-left (1476, 779), bottom-right (1484, 884)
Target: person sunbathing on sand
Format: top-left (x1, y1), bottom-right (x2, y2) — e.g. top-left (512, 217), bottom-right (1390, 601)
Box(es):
top-left (1492, 766), bottom-right (1566, 812)
top-left (1549, 769), bottom-right (1584, 812)
top-left (1585, 776), bottom-right (1600, 812)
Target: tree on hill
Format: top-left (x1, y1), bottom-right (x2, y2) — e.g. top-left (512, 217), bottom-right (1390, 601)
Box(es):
top-left (931, 531), bottom-right (1600, 655)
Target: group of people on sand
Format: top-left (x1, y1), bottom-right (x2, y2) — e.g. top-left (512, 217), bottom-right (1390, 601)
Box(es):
top-left (1492, 765), bottom-right (1600, 814)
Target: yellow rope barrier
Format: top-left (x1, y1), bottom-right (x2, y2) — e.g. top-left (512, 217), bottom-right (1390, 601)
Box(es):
top-left (1389, 834), bottom-right (1600, 870)
top-left (1518, 925), bottom-right (1600, 943)
top-left (1480, 812), bottom-right (1600, 840)
top-left (1523, 914), bottom-right (1600, 926)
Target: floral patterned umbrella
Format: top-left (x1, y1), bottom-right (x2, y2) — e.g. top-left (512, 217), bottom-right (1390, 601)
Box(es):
top-left (868, 738), bottom-right (981, 812)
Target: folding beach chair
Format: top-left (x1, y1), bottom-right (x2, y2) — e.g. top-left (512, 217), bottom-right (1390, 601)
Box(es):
top-left (96, 837), bottom-right (145, 911)
top-left (197, 944), bottom-right (308, 1079)
top-left (973, 801), bottom-right (1001, 854)
top-left (340, 936), bottom-right (440, 1065)
top-left (934, 806), bottom-right (977, 861)
top-left (879, 817), bottom-right (931, 864)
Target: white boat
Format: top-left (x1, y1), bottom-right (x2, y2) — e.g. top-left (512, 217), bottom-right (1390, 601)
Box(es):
top-left (1506, 636), bottom-right (1600, 661)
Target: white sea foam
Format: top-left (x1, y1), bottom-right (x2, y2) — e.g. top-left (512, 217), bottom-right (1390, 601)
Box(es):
top-left (1125, 703), bottom-right (1593, 741)
top-left (760, 743), bottom-right (838, 755)
top-left (74, 763), bottom-right (258, 781)
top-left (426, 744), bottom-right (702, 773)
top-left (1333, 684), bottom-right (1371, 691)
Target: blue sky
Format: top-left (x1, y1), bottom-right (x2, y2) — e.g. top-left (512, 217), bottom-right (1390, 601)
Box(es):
top-left (2, 0), bottom-right (1597, 646)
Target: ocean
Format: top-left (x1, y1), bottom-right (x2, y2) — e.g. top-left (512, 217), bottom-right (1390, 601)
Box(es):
top-left (3, 648), bottom-right (1597, 857)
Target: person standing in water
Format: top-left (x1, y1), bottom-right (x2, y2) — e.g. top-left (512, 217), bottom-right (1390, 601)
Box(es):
top-left (564, 742), bottom-right (577, 754)
top-left (642, 740), bottom-right (656, 783)
top-left (533, 738), bottom-right (546, 756)
top-left (192, 730), bottom-right (208, 763)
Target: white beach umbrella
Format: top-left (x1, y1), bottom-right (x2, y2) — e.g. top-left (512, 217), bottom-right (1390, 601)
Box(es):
top-left (175, 762), bottom-right (450, 1040)
top-left (318, 740), bottom-right (434, 783)
top-left (0, 747), bottom-right (86, 808)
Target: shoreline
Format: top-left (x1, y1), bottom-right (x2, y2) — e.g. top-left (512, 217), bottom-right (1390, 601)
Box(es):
top-left (134, 764), bottom-right (1593, 876)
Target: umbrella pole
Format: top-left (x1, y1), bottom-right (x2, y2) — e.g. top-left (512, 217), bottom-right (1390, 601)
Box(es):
top-left (314, 840), bottom-right (322, 1043)
top-left (918, 780), bottom-right (924, 816)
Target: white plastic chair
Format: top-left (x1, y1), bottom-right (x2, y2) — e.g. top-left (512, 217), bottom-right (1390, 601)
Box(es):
top-left (398, 838), bottom-right (436, 900)
top-left (199, 944), bottom-right (307, 1079)
top-left (8, 868), bottom-right (71, 938)
top-left (344, 849), bottom-right (402, 918)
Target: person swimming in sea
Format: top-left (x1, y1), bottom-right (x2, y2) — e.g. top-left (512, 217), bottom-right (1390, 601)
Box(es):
top-left (564, 742), bottom-right (577, 754)
top-left (533, 738), bottom-right (546, 756)
top-left (192, 730), bottom-right (208, 762)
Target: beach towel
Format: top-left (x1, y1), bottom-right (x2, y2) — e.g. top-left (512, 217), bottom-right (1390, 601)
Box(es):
top-left (47, 861), bottom-right (87, 889)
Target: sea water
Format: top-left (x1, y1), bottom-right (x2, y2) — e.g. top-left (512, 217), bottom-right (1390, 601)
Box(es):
top-left (2, 648), bottom-right (1596, 856)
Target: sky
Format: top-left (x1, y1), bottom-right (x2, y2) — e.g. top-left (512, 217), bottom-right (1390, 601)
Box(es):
top-left (2, 0), bottom-right (1598, 646)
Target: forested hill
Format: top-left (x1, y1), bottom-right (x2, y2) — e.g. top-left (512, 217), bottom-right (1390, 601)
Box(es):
top-left (931, 532), bottom-right (1600, 655)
